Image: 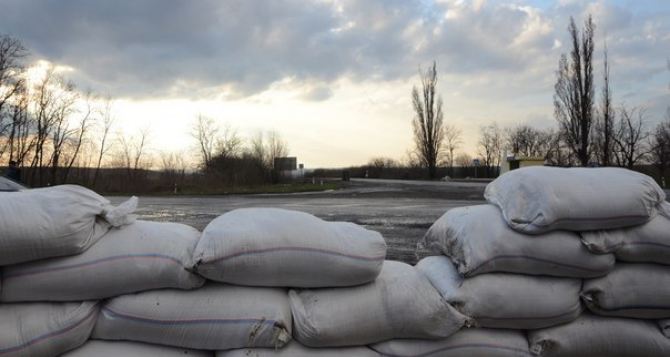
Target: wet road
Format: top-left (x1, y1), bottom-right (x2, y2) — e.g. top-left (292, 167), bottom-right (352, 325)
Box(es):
top-left (109, 179), bottom-right (488, 264)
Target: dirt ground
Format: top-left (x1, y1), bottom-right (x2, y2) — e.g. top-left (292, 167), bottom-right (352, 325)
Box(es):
top-left (108, 178), bottom-right (485, 264)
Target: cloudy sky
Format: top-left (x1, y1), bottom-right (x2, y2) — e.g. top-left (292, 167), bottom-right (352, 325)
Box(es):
top-left (1, 0), bottom-right (668, 167)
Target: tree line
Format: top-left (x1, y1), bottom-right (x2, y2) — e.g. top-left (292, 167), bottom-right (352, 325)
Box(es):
top-left (409, 15), bottom-right (670, 185)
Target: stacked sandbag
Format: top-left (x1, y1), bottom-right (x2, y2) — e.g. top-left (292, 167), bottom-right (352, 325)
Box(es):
top-left (0, 185), bottom-right (137, 265)
top-left (289, 260), bottom-right (468, 347)
top-left (216, 342), bottom-right (380, 356)
top-left (416, 256), bottom-right (582, 329)
top-left (1, 221), bottom-right (205, 301)
top-left (0, 301), bottom-right (99, 357)
top-left (62, 340), bottom-right (213, 357)
top-left (484, 166), bottom-right (665, 233)
top-left (528, 314), bottom-right (670, 357)
top-left (370, 328), bottom-right (532, 357)
top-left (193, 207), bottom-right (387, 287)
top-left (92, 283), bottom-right (292, 350)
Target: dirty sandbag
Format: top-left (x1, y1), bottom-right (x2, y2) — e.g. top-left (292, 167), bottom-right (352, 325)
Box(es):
top-left (0, 185), bottom-right (137, 265)
top-left (1, 221), bottom-right (205, 302)
top-left (421, 204), bottom-right (614, 278)
top-left (216, 341), bottom-right (380, 357)
top-left (485, 167), bottom-right (665, 234)
top-left (581, 202), bottom-right (670, 264)
top-left (416, 256), bottom-right (581, 329)
top-left (582, 263), bottom-right (670, 319)
top-left (194, 208), bottom-right (386, 287)
top-left (658, 319), bottom-right (670, 338)
top-left (289, 260), bottom-right (468, 347)
top-left (0, 301), bottom-right (98, 357)
top-left (92, 283), bottom-right (292, 351)
top-left (528, 313), bottom-right (670, 357)
top-left (61, 340), bottom-right (213, 357)
top-left (370, 328), bottom-right (532, 357)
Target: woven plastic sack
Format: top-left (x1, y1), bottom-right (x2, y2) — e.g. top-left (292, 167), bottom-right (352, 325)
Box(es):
top-left (422, 204), bottom-right (613, 277)
top-left (485, 167), bottom-right (665, 234)
top-left (62, 340), bottom-right (213, 357)
top-left (1, 221), bottom-right (205, 302)
top-left (216, 342), bottom-right (380, 356)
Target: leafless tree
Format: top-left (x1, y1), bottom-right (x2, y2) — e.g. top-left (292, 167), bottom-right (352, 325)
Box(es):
top-left (478, 123), bottom-right (503, 176)
top-left (0, 35), bottom-right (27, 161)
top-left (649, 115), bottom-right (670, 187)
top-left (455, 153), bottom-right (473, 167)
top-left (443, 124), bottom-right (462, 175)
top-left (192, 114), bottom-right (218, 169)
top-left (266, 130), bottom-right (288, 168)
top-left (215, 124), bottom-right (242, 160)
top-left (593, 42), bottom-right (615, 166)
top-left (48, 81), bottom-right (77, 184)
top-left (62, 92), bottom-right (95, 183)
top-left (93, 97), bottom-right (115, 186)
top-left (505, 125), bottom-right (551, 158)
top-left (411, 61), bottom-right (444, 179)
top-left (554, 15), bottom-right (595, 166)
top-left (612, 106), bottom-right (649, 168)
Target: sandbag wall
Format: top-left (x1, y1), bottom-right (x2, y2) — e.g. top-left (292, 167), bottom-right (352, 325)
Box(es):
top-left (415, 166), bottom-right (670, 357)
top-left (2, 166), bottom-right (669, 357)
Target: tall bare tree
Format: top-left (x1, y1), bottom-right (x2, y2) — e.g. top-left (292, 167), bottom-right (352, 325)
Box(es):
top-left (93, 97), bottom-right (114, 186)
top-left (192, 114), bottom-right (218, 169)
top-left (411, 61), bottom-right (444, 179)
top-left (650, 115), bottom-right (670, 186)
top-left (478, 123), bottom-right (503, 177)
top-left (554, 15), bottom-right (595, 166)
top-left (594, 42), bottom-right (614, 166)
top-left (443, 123), bottom-right (462, 176)
top-left (612, 106), bottom-right (648, 169)
top-left (0, 35), bottom-right (26, 163)
top-left (63, 92), bottom-right (95, 183)
top-left (266, 130), bottom-right (288, 168)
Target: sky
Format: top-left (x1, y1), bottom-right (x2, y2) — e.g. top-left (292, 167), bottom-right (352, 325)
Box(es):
top-left (1, 0), bottom-right (669, 168)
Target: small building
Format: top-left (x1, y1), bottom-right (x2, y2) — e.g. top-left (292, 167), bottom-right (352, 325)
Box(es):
top-left (273, 157), bottom-right (304, 180)
top-left (500, 154), bottom-right (545, 174)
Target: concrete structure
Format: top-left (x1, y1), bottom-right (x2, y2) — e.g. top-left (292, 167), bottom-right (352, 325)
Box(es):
top-left (500, 154), bottom-right (545, 174)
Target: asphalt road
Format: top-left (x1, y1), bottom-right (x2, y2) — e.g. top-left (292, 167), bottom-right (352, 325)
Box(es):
top-left (108, 179), bottom-right (488, 264)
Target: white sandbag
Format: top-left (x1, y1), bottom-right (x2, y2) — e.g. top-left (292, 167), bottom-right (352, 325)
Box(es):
top-left (581, 263), bottom-right (670, 319)
top-left (62, 340), bottom-right (213, 357)
top-left (370, 328), bottom-right (532, 357)
top-left (0, 301), bottom-right (98, 357)
top-left (216, 342), bottom-right (380, 357)
top-left (528, 313), bottom-right (670, 357)
top-left (416, 256), bottom-right (581, 329)
top-left (421, 205), bottom-right (614, 278)
top-left (193, 208), bottom-right (386, 287)
top-left (484, 167), bottom-right (665, 234)
top-left (581, 202), bottom-right (670, 264)
top-left (93, 284), bottom-right (292, 350)
top-left (1, 221), bottom-right (205, 302)
top-left (0, 185), bottom-right (137, 265)
top-left (289, 260), bottom-right (468, 347)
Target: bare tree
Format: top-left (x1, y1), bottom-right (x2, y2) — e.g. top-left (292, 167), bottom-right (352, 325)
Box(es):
top-left (93, 97), bottom-right (115, 186)
top-left (215, 124), bottom-right (243, 160)
top-left (0, 35), bottom-right (27, 161)
top-left (48, 81), bottom-right (77, 184)
top-left (266, 130), bottom-right (288, 168)
top-left (612, 106), bottom-right (649, 168)
top-left (192, 114), bottom-right (218, 169)
top-left (505, 125), bottom-right (550, 158)
top-left (63, 92), bottom-right (95, 183)
top-left (411, 61), bottom-right (444, 179)
top-left (443, 124), bottom-right (462, 176)
top-left (649, 115), bottom-right (670, 187)
top-left (593, 42), bottom-right (614, 166)
top-left (455, 152), bottom-right (473, 167)
top-left (554, 15), bottom-right (595, 166)
top-left (478, 123), bottom-right (503, 177)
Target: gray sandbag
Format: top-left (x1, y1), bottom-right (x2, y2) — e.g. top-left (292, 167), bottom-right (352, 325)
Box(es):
top-left (62, 340), bottom-right (213, 357)
top-left (581, 263), bottom-right (670, 319)
top-left (0, 301), bottom-right (98, 357)
top-left (0, 185), bottom-right (137, 265)
top-left (421, 205), bottom-right (614, 277)
top-left (484, 166), bottom-right (665, 234)
top-left (289, 260), bottom-right (468, 347)
top-left (1, 221), bottom-right (205, 302)
top-left (216, 342), bottom-right (380, 357)
top-left (528, 313), bottom-right (670, 357)
top-left (193, 208), bottom-right (386, 287)
top-left (416, 256), bottom-right (581, 329)
top-left (581, 202), bottom-right (670, 264)
top-left (92, 283), bottom-right (291, 350)
top-left (370, 328), bottom-right (532, 357)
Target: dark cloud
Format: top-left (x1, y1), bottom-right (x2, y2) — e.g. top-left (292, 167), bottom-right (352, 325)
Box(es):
top-left (0, 0), bottom-right (668, 117)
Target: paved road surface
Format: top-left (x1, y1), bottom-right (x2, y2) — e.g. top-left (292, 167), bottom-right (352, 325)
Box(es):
top-left (109, 179), bottom-right (487, 264)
